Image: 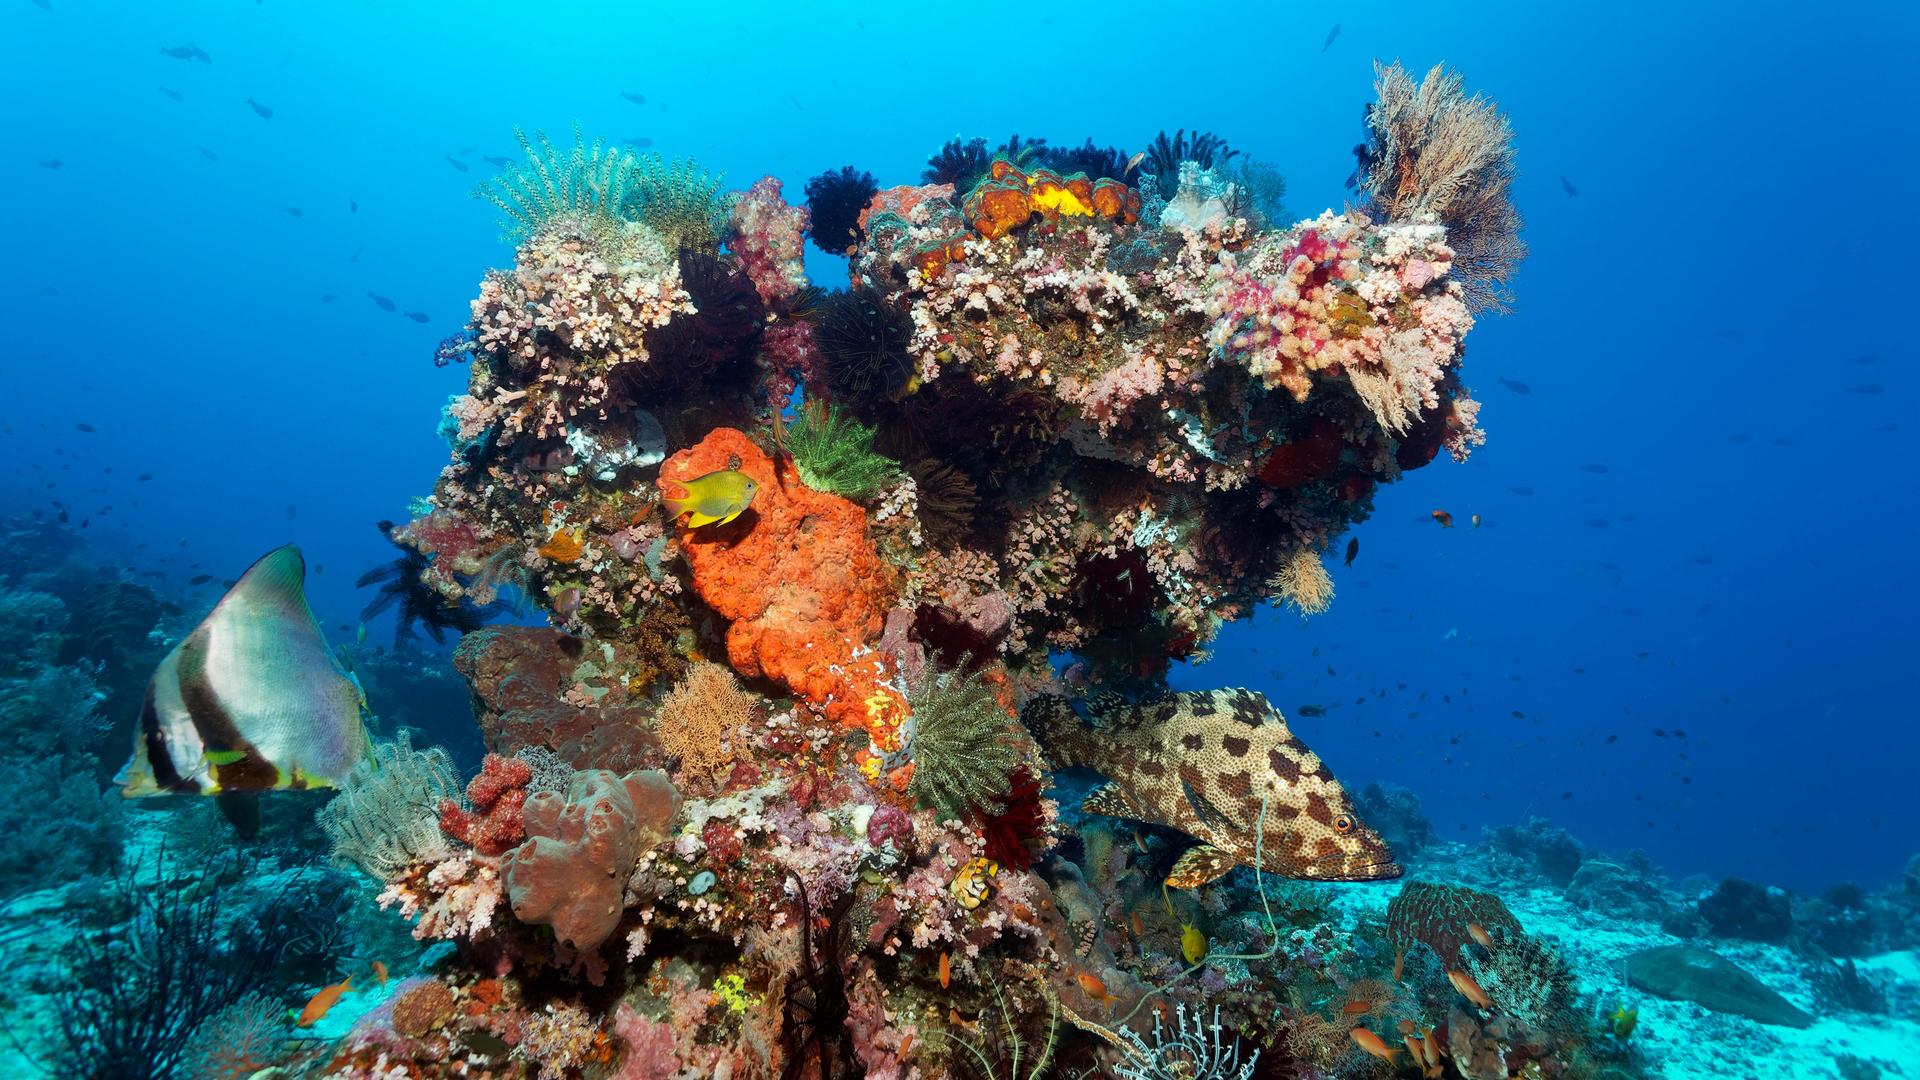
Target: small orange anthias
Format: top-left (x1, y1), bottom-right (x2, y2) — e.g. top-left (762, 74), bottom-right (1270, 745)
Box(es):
top-left (1431, 509), bottom-right (1455, 528)
top-left (297, 975), bottom-right (354, 1028)
top-left (1075, 971), bottom-right (1120, 1007)
top-left (1448, 968), bottom-right (1494, 1009)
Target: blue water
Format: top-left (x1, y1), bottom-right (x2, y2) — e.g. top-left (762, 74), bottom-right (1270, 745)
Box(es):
top-left (4, 0), bottom-right (1914, 903)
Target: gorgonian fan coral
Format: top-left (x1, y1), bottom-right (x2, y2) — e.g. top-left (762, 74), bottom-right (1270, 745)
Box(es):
top-left (1350, 61), bottom-right (1526, 312)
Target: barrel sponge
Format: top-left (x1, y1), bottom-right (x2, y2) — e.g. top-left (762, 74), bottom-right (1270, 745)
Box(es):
top-left (504, 769), bottom-right (680, 950)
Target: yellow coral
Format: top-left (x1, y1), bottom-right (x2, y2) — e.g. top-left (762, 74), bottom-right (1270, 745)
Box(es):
top-left (709, 971), bottom-right (760, 1014)
top-left (537, 527), bottom-right (586, 563)
top-left (1028, 180), bottom-right (1093, 218)
top-left (655, 662), bottom-right (756, 781)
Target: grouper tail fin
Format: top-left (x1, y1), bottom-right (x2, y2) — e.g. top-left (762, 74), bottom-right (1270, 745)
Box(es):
top-left (1021, 694), bottom-right (1087, 768)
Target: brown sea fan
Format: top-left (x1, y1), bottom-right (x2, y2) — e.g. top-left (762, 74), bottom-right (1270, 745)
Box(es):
top-left (1353, 62), bottom-right (1526, 313)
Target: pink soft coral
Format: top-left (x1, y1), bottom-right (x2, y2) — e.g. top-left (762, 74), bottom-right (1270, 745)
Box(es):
top-left (729, 176), bottom-right (809, 306)
top-left (610, 1003), bottom-right (681, 1079)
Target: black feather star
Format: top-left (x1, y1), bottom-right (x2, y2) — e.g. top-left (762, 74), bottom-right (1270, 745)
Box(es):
top-left (1144, 128), bottom-right (1240, 197)
top-left (355, 521), bottom-right (507, 647)
top-left (921, 136), bottom-right (990, 189)
top-left (802, 166), bottom-right (879, 256)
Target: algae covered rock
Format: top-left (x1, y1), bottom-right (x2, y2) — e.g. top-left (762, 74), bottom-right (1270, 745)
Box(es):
top-left (1623, 943), bottom-right (1813, 1028)
top-left (1698, 876), bottom-right (1794, 942)
top-left (1566, 859), bottom-right (1673, 922)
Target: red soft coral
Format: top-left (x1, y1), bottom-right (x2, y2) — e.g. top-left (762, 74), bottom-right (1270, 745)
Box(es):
top-left (975, 768), bottom-right (1046, 871)
top-left (440, 754), bottom-right (533, 856)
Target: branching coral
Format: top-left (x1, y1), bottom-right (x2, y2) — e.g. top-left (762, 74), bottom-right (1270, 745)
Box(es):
top-left (786, 400), bottom-right (901, 501)
top-left (904, 670), bottom-right (1026, 821)
top-left (467, 222), bottom-right (694, 433)
top-left (1350, 61), bottom-right (1526, 312)
top-left (656, 661), bottom-right (757, 782)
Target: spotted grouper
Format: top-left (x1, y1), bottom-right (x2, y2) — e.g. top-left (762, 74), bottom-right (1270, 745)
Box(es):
top-left (1024, 688), bottom-right (1401, 888)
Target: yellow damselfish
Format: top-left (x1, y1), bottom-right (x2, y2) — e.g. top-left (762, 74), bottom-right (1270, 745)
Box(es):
top-left (1181, 922), bottom-right (1208, 965)
top-left (662, 469), bottom-right (759, 528)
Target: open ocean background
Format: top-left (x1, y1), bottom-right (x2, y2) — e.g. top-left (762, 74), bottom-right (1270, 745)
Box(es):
top-left (4, 0), bottom-right (1914, 895)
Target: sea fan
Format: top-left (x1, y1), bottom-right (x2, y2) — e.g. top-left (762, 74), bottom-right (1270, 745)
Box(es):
top-left (1348, 62), bottom-right (1525, 312)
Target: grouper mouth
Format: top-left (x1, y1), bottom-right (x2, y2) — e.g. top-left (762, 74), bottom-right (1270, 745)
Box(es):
top-left (1306, 848), bottom-right (1404, 881)
top-left (1338, 858), bottom-right (1405, 881)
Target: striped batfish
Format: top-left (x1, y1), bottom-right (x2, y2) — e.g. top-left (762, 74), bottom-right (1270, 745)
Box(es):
top-left (1024, 688), bottom-right (1401, 888)
top-left (117, 545), bottom-right (371, 797)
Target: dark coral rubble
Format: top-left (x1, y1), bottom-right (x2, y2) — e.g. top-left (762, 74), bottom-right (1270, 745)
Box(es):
top-left (283, 64), bottom-right (1568, 1078)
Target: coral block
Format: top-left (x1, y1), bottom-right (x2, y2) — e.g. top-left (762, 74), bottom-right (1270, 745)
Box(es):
top-left (661, 428), bottom-right (903, 748)
top-left (504, 769), bottom-right (681, 951)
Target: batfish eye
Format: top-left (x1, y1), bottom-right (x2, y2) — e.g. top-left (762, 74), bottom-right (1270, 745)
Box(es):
top-left (1333, 814), bottom-right (1355, 834)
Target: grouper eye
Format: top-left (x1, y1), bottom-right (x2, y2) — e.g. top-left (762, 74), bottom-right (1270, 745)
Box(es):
top-left (1333, 813), bottom-right (1356, 834)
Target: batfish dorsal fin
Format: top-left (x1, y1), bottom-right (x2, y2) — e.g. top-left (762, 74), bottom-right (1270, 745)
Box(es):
top-left (222, 544), bottom-right (315, 621)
